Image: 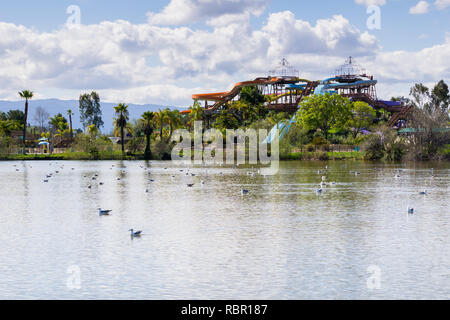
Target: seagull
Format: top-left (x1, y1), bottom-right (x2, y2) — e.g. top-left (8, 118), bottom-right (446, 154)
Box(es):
top-left (419, 190), bottom-right (427, 195)
top-left (241, 189), bottom-right (249, 195)
top-left (98, 208), bottom-right (112, 216)
top-left (408, 207), bottom-right (414, 214)
top-left (129, 229), bottom-right (142, 237)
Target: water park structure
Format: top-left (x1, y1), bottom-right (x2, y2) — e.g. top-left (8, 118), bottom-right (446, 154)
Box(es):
top-left (184, 57), bottom-right (413, 132)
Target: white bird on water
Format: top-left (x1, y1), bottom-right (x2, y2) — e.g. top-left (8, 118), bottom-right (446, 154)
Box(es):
top-left (129, 229), bottom-right (142, 237)
top-left (98, 208), bottom-right (112, 216)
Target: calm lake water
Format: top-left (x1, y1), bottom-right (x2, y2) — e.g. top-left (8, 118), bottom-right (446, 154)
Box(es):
top-left (0, 160), bottom-right (448, 299)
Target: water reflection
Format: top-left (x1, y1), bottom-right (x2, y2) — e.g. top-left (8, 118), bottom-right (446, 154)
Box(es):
top-left (0, 160), bottom-right (448, 299)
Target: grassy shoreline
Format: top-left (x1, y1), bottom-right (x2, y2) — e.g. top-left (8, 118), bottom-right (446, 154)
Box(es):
top-left (0, 150), bottom-right (364, 161)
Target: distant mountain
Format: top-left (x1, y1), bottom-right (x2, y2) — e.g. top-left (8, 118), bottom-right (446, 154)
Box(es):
top-left (0, 99), bottom-right (186, 133)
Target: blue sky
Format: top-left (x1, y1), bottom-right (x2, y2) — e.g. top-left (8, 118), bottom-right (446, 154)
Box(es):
top-left (0, 0), bottom-right (449, 105)
top-left (0, 0), bottom-right (447, 50)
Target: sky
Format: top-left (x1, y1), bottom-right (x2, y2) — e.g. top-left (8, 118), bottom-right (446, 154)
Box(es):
top-left (0, 0), bottom-right (449, 107)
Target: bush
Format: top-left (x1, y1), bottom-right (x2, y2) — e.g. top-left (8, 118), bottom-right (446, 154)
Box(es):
top-left (315, 151), bottom-right (329, 161)
top-left (362, 127), bottom-right (406, 161)
top-left (437, 144), bottom-right (450, 160)
top-left (284, 123), bottom-right (312, 147)
top-left (312, 136), bottom-right (328, 146)
top-left (305, 144), bottom-right (315, 152)
top-left (152, 140), bottom-right (174, 160)
top-left (127, 137), bottom-right (144, 154)
top-left (279, 139), bottom-right (293, 159)
top-left (362, 134), bottom-right (384, 160)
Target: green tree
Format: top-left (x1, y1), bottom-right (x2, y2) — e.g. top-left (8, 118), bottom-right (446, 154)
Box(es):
top-left (49, 114), bottom-right (68, 134)
top-left (189, 101), bottom-right (204, 128)
top-left (155, 109), bottom-right (169, 139)
top-left (87, 124), bottom-right (99, 137)
top-left (79, 92), bottom-right (103, 130)
top-left (431, 80), bottom-right (449, 112)
top-left (296, 93), bottom-right (353, 140)
top-left (140, 111), bottom-right (155, 160)
top-left (0, 120), bottom-right (22, 137)
top-left (267, 111), bottom-right (290, 129)
top-left (6, 110), bottom-right (25, 122)
top-left (410, 83), bottom-right (430, 110)
top-left (67, 109), bottom-right (74, 138)
top-left (167, 110), bottom-right (182, 140)
top-left (240, 85), bottom-right (268, 119)
top-left (113, 103), bottom-right (131, 155)
top-left (348, 101), bottom-right (376, 138)
top-left (18, 90), bottom-right (34, 152)
top-left (213, 109), bottom-right (239, 131)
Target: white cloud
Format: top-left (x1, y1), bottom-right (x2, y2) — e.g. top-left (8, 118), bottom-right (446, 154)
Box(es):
top-left (435, 0), bottom-right (450, 9)
top-left (0, 10), bottom-right (448, 106)
top-left (409, 1), bottom-right (430, 14)
top-left (262, 12), bottom-right (378, 57)
top-left (0, 12), bottom-right (380, 104)
top-left (147, 0), bottom-right (268, 25)
top-left (354, 0), bottom-right (387, 6)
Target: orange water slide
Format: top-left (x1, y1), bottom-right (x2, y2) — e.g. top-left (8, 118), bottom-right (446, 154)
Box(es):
top-left (181, 77), bottom-right (283, 114)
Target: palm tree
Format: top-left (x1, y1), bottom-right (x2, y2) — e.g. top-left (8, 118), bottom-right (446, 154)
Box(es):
top-left (190, 101), bottom-right (204, 122)
top-left (155, 109), bottom-right (169, 140)
top-left (67, 109), bottom-right (74, 138)
top-left (18, 90), bottom-right (34, 153)
top-left (113, 103), bottom-right (130, 155)
top-left (140, 111), bottom-right (155, 160)
top-left (167, 110), bottom-right (182, 140)
top-left (87, 124), bottom-right (99, 137)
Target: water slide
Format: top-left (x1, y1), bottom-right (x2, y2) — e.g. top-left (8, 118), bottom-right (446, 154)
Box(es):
top-left (184, 77), bottom-right (287, 115)
top-left (265, 78), bottom-right (380, 143)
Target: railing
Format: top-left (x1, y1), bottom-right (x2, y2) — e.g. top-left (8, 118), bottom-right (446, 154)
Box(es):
top-left (5, 148), bottom-right (70, 155)
top-left (294, 145), bottom-right (361, 153)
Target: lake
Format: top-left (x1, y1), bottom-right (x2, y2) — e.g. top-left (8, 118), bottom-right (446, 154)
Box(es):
top-left (0, 160), bottom-right (448, 299)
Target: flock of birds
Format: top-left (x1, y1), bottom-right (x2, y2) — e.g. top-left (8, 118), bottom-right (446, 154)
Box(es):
top-left (24, 162), bottom-right (143, 238)
top-left (12, 162), bottom-right (437, 223)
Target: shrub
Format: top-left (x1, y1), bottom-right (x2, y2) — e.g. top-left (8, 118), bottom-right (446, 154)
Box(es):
top-left (312, 136), bottom-right (328, 146)
top-left (362, 134), bottom-right (384, 160)
top-left (315, 151), bottom-right (329, 161)
top-left (305, 144), bottom-right (315, 152)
